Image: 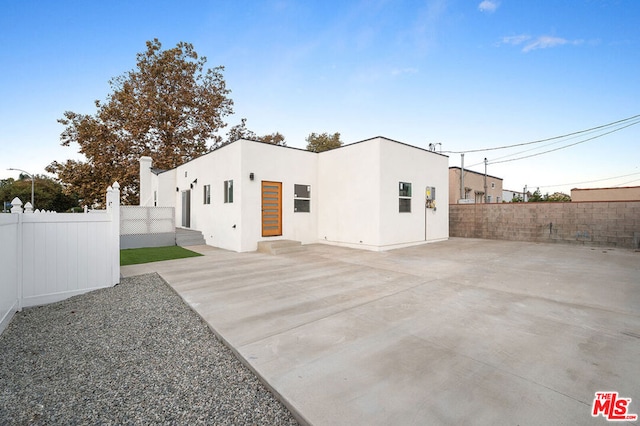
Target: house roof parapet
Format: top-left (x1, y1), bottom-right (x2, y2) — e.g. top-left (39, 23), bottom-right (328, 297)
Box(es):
top-left (571, 185), bottom-right (640, 191)
top-left (340, 136), bottom-right (449, 158)
top-left (147, 136), bottom-right (449, 173)
top-left (449, 166), bottom-right (503, 181)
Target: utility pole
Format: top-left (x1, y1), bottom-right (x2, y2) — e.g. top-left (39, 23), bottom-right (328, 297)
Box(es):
top-left (460, 153), bottom-right (465, 201)
top-left (523, 185), bottom-right (527, 202)
top-left (483, 158), bottom-right (488, 203)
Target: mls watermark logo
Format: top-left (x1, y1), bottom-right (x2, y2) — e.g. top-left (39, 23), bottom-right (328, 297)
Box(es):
top-left (591, 392), bottom-right (638, 421)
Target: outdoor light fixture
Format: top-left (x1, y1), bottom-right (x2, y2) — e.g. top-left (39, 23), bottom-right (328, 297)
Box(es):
top-left (7, 168), bottom-right (34, 208)
top-left (176, 187), bottom-right (179, 192)
top-left (249, 173), bottom-right (254, 181)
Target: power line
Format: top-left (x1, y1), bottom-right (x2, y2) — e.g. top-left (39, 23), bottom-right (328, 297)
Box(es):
top-left (488, 119), bottom-right (640, 165)
top-left (614, 178), bottom-right (640, 187)
top-left (535, 171), bottom-right (640, 189)
top-left (442, 113), bottom-right (640, 154)
top-left (487, 123), bottom-right (624, 163)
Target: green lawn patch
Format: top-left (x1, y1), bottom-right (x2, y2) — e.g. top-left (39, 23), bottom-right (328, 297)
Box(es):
top-left (120, 246), bottom-right (203, 266)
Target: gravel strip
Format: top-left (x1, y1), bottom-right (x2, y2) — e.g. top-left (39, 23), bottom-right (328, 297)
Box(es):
top-left (0, 273), bottom-right (299, 425)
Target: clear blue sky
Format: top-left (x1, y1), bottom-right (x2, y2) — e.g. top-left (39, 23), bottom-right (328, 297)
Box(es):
top-left (1, 0), bottom-right (639, 195)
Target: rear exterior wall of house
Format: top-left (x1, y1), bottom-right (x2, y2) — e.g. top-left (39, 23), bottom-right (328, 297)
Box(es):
top-left (143, 138), bottom-right (450, 252)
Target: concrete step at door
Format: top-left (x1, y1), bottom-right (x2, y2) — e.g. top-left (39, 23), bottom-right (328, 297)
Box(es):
top-left (175, 228), bottom-right (207, 247)
top-left (257, 240), bottom-right (304, 255)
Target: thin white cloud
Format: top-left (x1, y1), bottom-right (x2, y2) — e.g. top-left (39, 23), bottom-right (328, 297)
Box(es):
top-left (408, 0), bottom-right (448, 54)
top-left (522, 36), bottom-right (584, 52)
top-left (499, 34), bottom-right (584, 52)
top-left (501, 35), bottom-right (531, 46)
top-left (478, 1), bottom-right (499, 13)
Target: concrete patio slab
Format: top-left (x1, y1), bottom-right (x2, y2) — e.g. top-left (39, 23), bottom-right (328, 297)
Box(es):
top-left (121, 238), bottom-right (640, 425)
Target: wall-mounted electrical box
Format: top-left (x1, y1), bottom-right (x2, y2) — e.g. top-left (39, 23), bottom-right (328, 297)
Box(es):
top-left (426, 186), bottom-right (437, 210)
top-left (425, 186), bottom-right (436, 201)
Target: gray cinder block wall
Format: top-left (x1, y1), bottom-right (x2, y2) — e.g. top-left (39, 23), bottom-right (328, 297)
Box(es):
top-left (449, 201), bottom-right (640, 249)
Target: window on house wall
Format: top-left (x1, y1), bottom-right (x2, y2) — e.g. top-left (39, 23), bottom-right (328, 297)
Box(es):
top-left (203, 185), bottom-right (211, 204)
top-left (224, 180), bottom-right (233, 203)
top-left (491, 182), bottom-right (496, 189)
top-left (294, 184), bottom-right (311, 212)
top-left (399, 182), bottom-right (412, 212)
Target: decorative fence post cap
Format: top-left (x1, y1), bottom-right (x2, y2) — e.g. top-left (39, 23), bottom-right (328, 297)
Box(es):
top-left (11, 197), bottom-right (23, 213)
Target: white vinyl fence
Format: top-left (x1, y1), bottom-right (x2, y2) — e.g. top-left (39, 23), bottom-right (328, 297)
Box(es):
top-left (0, 183), bottom-right (121, 335)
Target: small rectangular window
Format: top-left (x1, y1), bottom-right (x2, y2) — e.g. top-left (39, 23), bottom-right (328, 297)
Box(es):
top-left (399, 198), bottom-right (411, 212)
top-left (294, 184), bottom-right (311, 199)
top-left (203, 185), bottom-right (211, 204)
top-left (294, 199), bottom-right (310, 212)
top-left (399, 182), bottom-right (412, 197)
top-left (399, 182), bottom-right (411, 212)
top-left (224, 180), bottom-right (233, 203)
top-left (294, 184), bottom-right (311, 212)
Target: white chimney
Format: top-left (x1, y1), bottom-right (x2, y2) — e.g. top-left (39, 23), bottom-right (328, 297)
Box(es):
top-left (139, 156), bottom-right (153, 206)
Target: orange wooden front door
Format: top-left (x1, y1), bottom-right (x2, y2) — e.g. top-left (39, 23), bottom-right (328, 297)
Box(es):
top-left (261, 181), bottom-right (282, 237)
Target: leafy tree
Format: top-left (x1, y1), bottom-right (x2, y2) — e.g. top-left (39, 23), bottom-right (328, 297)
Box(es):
top-left (1, 175), bottom-right (80, 212)
top-left (47, 39), bottom-right (234, 206)
top-left (259, 132), bottom-right (286, 146)
top-left (525, 189), bottom-right (571, 203)
top-left (528, 189), bottom-right (544, 202)
top-left (546, 192), bottom-right (571, 202)
top-left (305, 132), bottom-right (343, 152)
top-left (224, 118), bottom-right (286, 146)
top-left (225, 118), bottom-right (257, 143)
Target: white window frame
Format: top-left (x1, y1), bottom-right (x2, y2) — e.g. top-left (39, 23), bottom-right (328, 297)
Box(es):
top-left (203, 184), bottom-right (211, 204)
top-left (224, 180), bottom-right (233, 203)
top-left (294, 184), bottom-right (311, 213)
top-left (399, 182), bottom-right (412, 213)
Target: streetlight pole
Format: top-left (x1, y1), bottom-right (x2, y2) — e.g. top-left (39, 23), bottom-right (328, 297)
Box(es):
top-left (7, 168), bottom-right (34, 208)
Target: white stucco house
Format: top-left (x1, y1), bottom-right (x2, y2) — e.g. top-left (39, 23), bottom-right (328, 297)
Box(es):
top-left (139, 136), bottom-right (449, 252)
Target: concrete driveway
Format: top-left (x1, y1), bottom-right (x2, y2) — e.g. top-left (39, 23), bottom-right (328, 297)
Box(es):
top-left (121, 238), bottom-right (640, 425)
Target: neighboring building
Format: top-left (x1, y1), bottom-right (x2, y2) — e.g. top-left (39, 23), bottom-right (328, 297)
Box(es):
top-left (502, 189), bottom-right (522, 203)
top-left (140, 136), bottom-right (449, 252)
top-left (448, 167), bottom-right (503, 204)
top-left (571, 186), bottom-right (640, 202)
